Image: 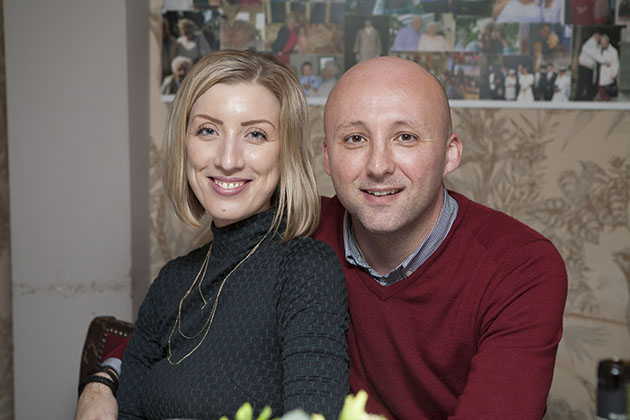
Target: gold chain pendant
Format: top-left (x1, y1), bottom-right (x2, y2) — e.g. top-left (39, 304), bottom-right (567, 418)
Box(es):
top-left (167, 230), bottom-right (271, 366)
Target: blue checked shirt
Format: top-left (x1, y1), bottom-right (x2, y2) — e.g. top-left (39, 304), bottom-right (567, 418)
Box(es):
top-left (343, 188), bottom-right (458, 286)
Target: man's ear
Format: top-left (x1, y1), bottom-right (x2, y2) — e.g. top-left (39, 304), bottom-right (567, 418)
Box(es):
top-left (322, 139), bottom-right (332, 176)
top-left (443, 133), bottom-right (462, 177)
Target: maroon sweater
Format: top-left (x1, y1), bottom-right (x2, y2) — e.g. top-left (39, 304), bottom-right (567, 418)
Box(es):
top-left (312, 192), bottom-right (567, 420)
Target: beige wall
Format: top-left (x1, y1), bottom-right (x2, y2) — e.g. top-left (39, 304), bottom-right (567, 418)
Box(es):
top-left (0, 1), bottom-right (12, 418)
top-left (2, 1), bottom-right (148, 418)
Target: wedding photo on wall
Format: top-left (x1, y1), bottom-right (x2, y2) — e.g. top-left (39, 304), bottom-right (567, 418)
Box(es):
top-left (161, 0), bottom-right (630, 103)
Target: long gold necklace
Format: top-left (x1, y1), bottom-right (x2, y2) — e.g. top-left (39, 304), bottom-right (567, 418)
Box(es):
top-left (167, 230), bottom-right (271, 366)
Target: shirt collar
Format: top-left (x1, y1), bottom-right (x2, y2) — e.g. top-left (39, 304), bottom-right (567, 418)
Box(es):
top-left (343, 187), bottom-right (458, 286)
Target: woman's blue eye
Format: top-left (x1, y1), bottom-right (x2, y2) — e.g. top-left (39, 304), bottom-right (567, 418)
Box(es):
top-left (249, 131), bottom-right (268, 141)
top-left (196, 127), bottom-right (216, 136)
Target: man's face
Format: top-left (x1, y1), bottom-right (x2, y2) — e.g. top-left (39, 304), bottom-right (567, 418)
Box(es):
top-left (412, 17), bottom-right (423, 32)
top-left (323, 58), bottom-right (461, 239)
top-left (286, 16), bottom-right (296, 29)
top-left (539, 25), bottom-right (551, 38)
top-left (302, 64), bottom-right (313, 76)
top-left (321, 64), bottom-right (333, 80)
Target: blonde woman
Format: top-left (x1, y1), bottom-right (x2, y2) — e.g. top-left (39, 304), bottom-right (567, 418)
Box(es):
top-left (115, 50), bottom-right (349, 420)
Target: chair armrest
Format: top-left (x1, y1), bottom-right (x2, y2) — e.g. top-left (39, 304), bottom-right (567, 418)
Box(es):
top-left (79, 316), bottom-right (134, 382)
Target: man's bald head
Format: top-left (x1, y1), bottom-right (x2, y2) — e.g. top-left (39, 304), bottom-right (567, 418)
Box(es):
top-left (325, 56), bottom-right (453, 141)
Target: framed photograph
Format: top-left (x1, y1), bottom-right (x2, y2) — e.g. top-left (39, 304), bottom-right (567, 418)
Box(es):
top-left (344, 15), bottom-right (390, 70)
top-left (161, 0), bottom-right (630, 107)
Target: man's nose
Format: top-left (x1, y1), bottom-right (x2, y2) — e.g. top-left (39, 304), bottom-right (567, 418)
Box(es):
top-left (366, 140), bottom-right (395, 178)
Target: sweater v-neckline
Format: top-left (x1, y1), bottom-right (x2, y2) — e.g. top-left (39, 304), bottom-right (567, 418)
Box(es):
top-left (347, 258), bottom-right (425, 300)
top-left (341, 194), bottom-right (465, 301)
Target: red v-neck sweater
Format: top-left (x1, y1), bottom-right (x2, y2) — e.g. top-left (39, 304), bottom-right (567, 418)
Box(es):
top-left (312, 191), bottom-right (567, 420)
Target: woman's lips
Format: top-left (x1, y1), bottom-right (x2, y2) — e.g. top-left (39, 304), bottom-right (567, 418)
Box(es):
top-left (210, 177), bottom-right (250, 196)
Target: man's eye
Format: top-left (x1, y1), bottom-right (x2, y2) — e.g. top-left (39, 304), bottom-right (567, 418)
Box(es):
top-left (344, 134), bottom-right (365, 144)
top-left (397, 133), bottom-right (417, 142)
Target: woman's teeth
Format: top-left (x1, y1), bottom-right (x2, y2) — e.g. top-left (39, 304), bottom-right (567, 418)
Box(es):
top-left (215, 180), bottom-right (246, 190)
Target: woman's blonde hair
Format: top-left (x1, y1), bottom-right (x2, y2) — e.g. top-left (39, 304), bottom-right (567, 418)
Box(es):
top-left (162, 49), bottom-right (320, 241)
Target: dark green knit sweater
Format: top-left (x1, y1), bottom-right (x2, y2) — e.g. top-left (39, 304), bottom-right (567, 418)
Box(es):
top-left (117, 209), bottom-right (349, 420)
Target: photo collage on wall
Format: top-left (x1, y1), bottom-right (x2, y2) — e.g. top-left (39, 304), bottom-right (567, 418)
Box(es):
top-left (161, 0), bottom-right (629, 103)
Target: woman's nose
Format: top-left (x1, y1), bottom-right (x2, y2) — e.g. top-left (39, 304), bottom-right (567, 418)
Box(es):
top-left (214, 138), bottom-right (245, 173)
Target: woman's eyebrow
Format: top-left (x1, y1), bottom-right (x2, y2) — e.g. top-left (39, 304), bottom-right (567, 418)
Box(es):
top-left (241, 119), bottom-right (276, 129)
top-left (190, 114), bottom-right (223, 125)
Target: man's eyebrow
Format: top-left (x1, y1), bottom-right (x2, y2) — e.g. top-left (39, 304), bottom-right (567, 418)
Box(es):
top-left (335, 121), bottom-right (366, 131)
top-left (336, 120), bottom-right (426, 131)
top-left (241, 119), bottom-right (276, 129)
top-left (391, 119), bottom-right (421, 128)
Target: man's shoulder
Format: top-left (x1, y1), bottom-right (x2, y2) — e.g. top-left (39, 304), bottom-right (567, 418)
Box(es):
top-left (313, 196), bottom-right (345, 253)
top-left (320, 195), bottom-right (345, 220)
top-left (449, 192), bottom-right (566, 292)
top-left (450, 191), bottom-right (554, 250)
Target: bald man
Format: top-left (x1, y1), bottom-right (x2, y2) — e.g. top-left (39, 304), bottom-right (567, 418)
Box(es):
top-left (76, 57), bottom-right (567, 420)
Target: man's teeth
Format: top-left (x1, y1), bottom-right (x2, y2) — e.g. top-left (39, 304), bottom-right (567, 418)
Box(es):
top-left (215, 180), bottom-right (245, 190)
top-left (367, 190), bottom-right (399, 197)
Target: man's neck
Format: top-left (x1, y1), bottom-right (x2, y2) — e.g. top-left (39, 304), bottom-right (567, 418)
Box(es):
top-left (351, 198), bottom-right (444, 276)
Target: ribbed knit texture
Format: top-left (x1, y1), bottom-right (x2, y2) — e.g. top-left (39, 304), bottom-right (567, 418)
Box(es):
top-left (117, 209), bottom-right (349, 420)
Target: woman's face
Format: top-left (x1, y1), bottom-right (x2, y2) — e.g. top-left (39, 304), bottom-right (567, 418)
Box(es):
top-left (186, 82), bottom-right (281, 227)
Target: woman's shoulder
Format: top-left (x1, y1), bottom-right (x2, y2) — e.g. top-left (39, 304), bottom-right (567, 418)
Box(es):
top-left (137, 243), bottom-right (211, 312)
top-left (274, 236), bottom-right (347, 311)
top-left (279, 236), bottom-right (339, 263)
top-left (164, 242), bottom-right (209, 268)
top-left (274, 236), bottom-right (344, 283)
top-left (153, 243), bottom-right (211, 287)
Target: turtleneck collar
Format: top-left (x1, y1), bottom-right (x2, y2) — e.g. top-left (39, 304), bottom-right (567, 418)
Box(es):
top-left (208, 208), bottom-right (276, 263)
